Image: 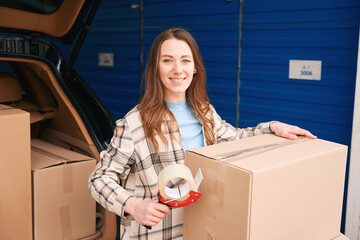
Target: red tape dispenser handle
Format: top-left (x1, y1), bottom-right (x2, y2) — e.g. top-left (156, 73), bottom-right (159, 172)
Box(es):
top-left (144, 190), bottom-right (202, 230)
top-left (158, 190), bottom-right (202, 208)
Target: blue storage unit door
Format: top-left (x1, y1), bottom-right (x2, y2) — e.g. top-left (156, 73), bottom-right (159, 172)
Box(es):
top-left (240, 0), bottom-right (360, 231)
top-left (76, 0), bottom-right (142, 120)
top-left (240, 0), bottom-right (359, 145)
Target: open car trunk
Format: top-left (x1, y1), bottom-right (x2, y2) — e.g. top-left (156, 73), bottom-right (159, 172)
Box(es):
top-left (0, 0), bottom-right (118, 238)
top-left (0, 56), bottom-right (117, 239)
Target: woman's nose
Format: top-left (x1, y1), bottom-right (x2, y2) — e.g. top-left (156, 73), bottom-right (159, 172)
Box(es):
top-left (173, 61), bottom-right (182, 73)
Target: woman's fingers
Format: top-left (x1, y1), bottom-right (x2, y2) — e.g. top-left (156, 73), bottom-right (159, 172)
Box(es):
top-left (125, 198), bottom-right (170, 226)
top-left (271, 122), bottom-right (317, 140)
top-left (154, 202), bottom-right (171, 215)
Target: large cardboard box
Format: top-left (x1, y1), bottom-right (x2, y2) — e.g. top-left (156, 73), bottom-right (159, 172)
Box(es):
top-left (0, 105), bottom-right (32, 239)
top-left (31, 139), bottom-right (96, 240)
top-left (184, 134), bottom-right (347, 240)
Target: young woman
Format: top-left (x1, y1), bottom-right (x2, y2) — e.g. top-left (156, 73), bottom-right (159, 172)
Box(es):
top-left (88, 28), bottom-right (316, 240)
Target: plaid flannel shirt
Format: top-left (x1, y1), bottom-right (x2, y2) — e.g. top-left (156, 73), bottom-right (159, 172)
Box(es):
top-left (88, 104), bottom-right (272, 240)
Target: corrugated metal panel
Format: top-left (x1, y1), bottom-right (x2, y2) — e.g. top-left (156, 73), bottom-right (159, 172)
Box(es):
top-left (76, 0), bottom-right (141, 120)
top-left (240, 0), bottom-right (359, 146)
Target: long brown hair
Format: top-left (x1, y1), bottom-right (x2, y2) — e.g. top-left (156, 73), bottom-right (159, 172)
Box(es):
top-left (139, 28), bottom-right (215, 155)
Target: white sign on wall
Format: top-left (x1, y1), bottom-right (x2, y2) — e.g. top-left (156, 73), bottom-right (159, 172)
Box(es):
top-left (98, 53), bottom-right (114, 67)
top-left (289, 60), bottom-right (322, 80)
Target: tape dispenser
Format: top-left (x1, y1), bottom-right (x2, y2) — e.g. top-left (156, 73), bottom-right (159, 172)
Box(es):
top-left (158, 164), bottom-right (203, 207)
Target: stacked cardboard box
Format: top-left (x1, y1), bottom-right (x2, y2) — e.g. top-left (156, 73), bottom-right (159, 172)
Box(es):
top-left (31, 139), bottom-right (96, 240)
top-left (1, 105), bottom-right (97, 239)
top-left (0, 105), bottom-right (32, 239)
top-left (184, 134), bottom-right (347, 240)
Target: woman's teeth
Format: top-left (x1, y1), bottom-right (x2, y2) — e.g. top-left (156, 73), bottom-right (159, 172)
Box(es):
top-left (170, 78), bottom-right (185, 82)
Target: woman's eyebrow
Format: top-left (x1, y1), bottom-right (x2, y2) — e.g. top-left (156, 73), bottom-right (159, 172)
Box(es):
top-left (160, 54), bottom-right (192, 58)
top-left (161, 54), bottom-right (174, 58)
top-left (181, 55), bottom-right (193, 58)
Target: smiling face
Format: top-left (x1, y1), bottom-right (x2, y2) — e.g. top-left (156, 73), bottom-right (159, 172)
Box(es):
top-left (158, 38), bottom-right (196, 103)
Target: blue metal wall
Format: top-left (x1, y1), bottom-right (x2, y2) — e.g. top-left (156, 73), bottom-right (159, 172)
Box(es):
top-left (240, 0), bottom-right (359, 148)
top-left (76, 0), bottom-right (141, 120)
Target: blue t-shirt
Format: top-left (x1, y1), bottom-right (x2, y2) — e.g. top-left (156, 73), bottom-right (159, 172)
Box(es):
top-left (166, 100), bottom-right (204, 151)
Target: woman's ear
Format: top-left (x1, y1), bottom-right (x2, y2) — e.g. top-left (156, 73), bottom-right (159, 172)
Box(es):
top-left (194, 68), bottom-right (197, 74)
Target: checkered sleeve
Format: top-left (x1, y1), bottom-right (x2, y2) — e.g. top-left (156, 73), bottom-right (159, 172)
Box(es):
top-left (211, 105), bottom-right (273, 142)
top-left (88, 118), bottom-right (136, 218)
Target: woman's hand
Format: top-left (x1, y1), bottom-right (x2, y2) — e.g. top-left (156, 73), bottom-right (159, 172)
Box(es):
top-left (124, 197), bottom-right (170, 226)
top-left (270, 121), bottom-right (317, 140)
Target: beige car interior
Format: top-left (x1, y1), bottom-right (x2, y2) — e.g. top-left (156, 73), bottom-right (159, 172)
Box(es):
top-left (0, 57), bottom-right (117, 239)
top-left (0, 0), bottom-right (84, 38)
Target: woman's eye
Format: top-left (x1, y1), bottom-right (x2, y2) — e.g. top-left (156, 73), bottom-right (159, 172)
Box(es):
top-left (183, 59), bottom-right (191, 63)
top-left (163, 59), bottom-right (171, 63)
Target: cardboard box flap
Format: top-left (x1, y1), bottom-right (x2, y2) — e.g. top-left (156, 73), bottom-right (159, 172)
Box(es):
top-left (31, 139), bottom-right (92, 162)
top-left (231, 137), bottom-right (347, 172)
top-left (31, 149), bottom-right (65, 170)
top-left (189, 134), bottom-right (288, 160)
top-left (0, 104), bottom-right (12, 109)
top-left (188, 134), bottom-right (347, 173)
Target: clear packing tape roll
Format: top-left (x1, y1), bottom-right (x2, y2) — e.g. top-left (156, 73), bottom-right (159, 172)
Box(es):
top-left (158, 164), bottom-right (195, 201)
top-left (158, 164), bottom-right (202, 204)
